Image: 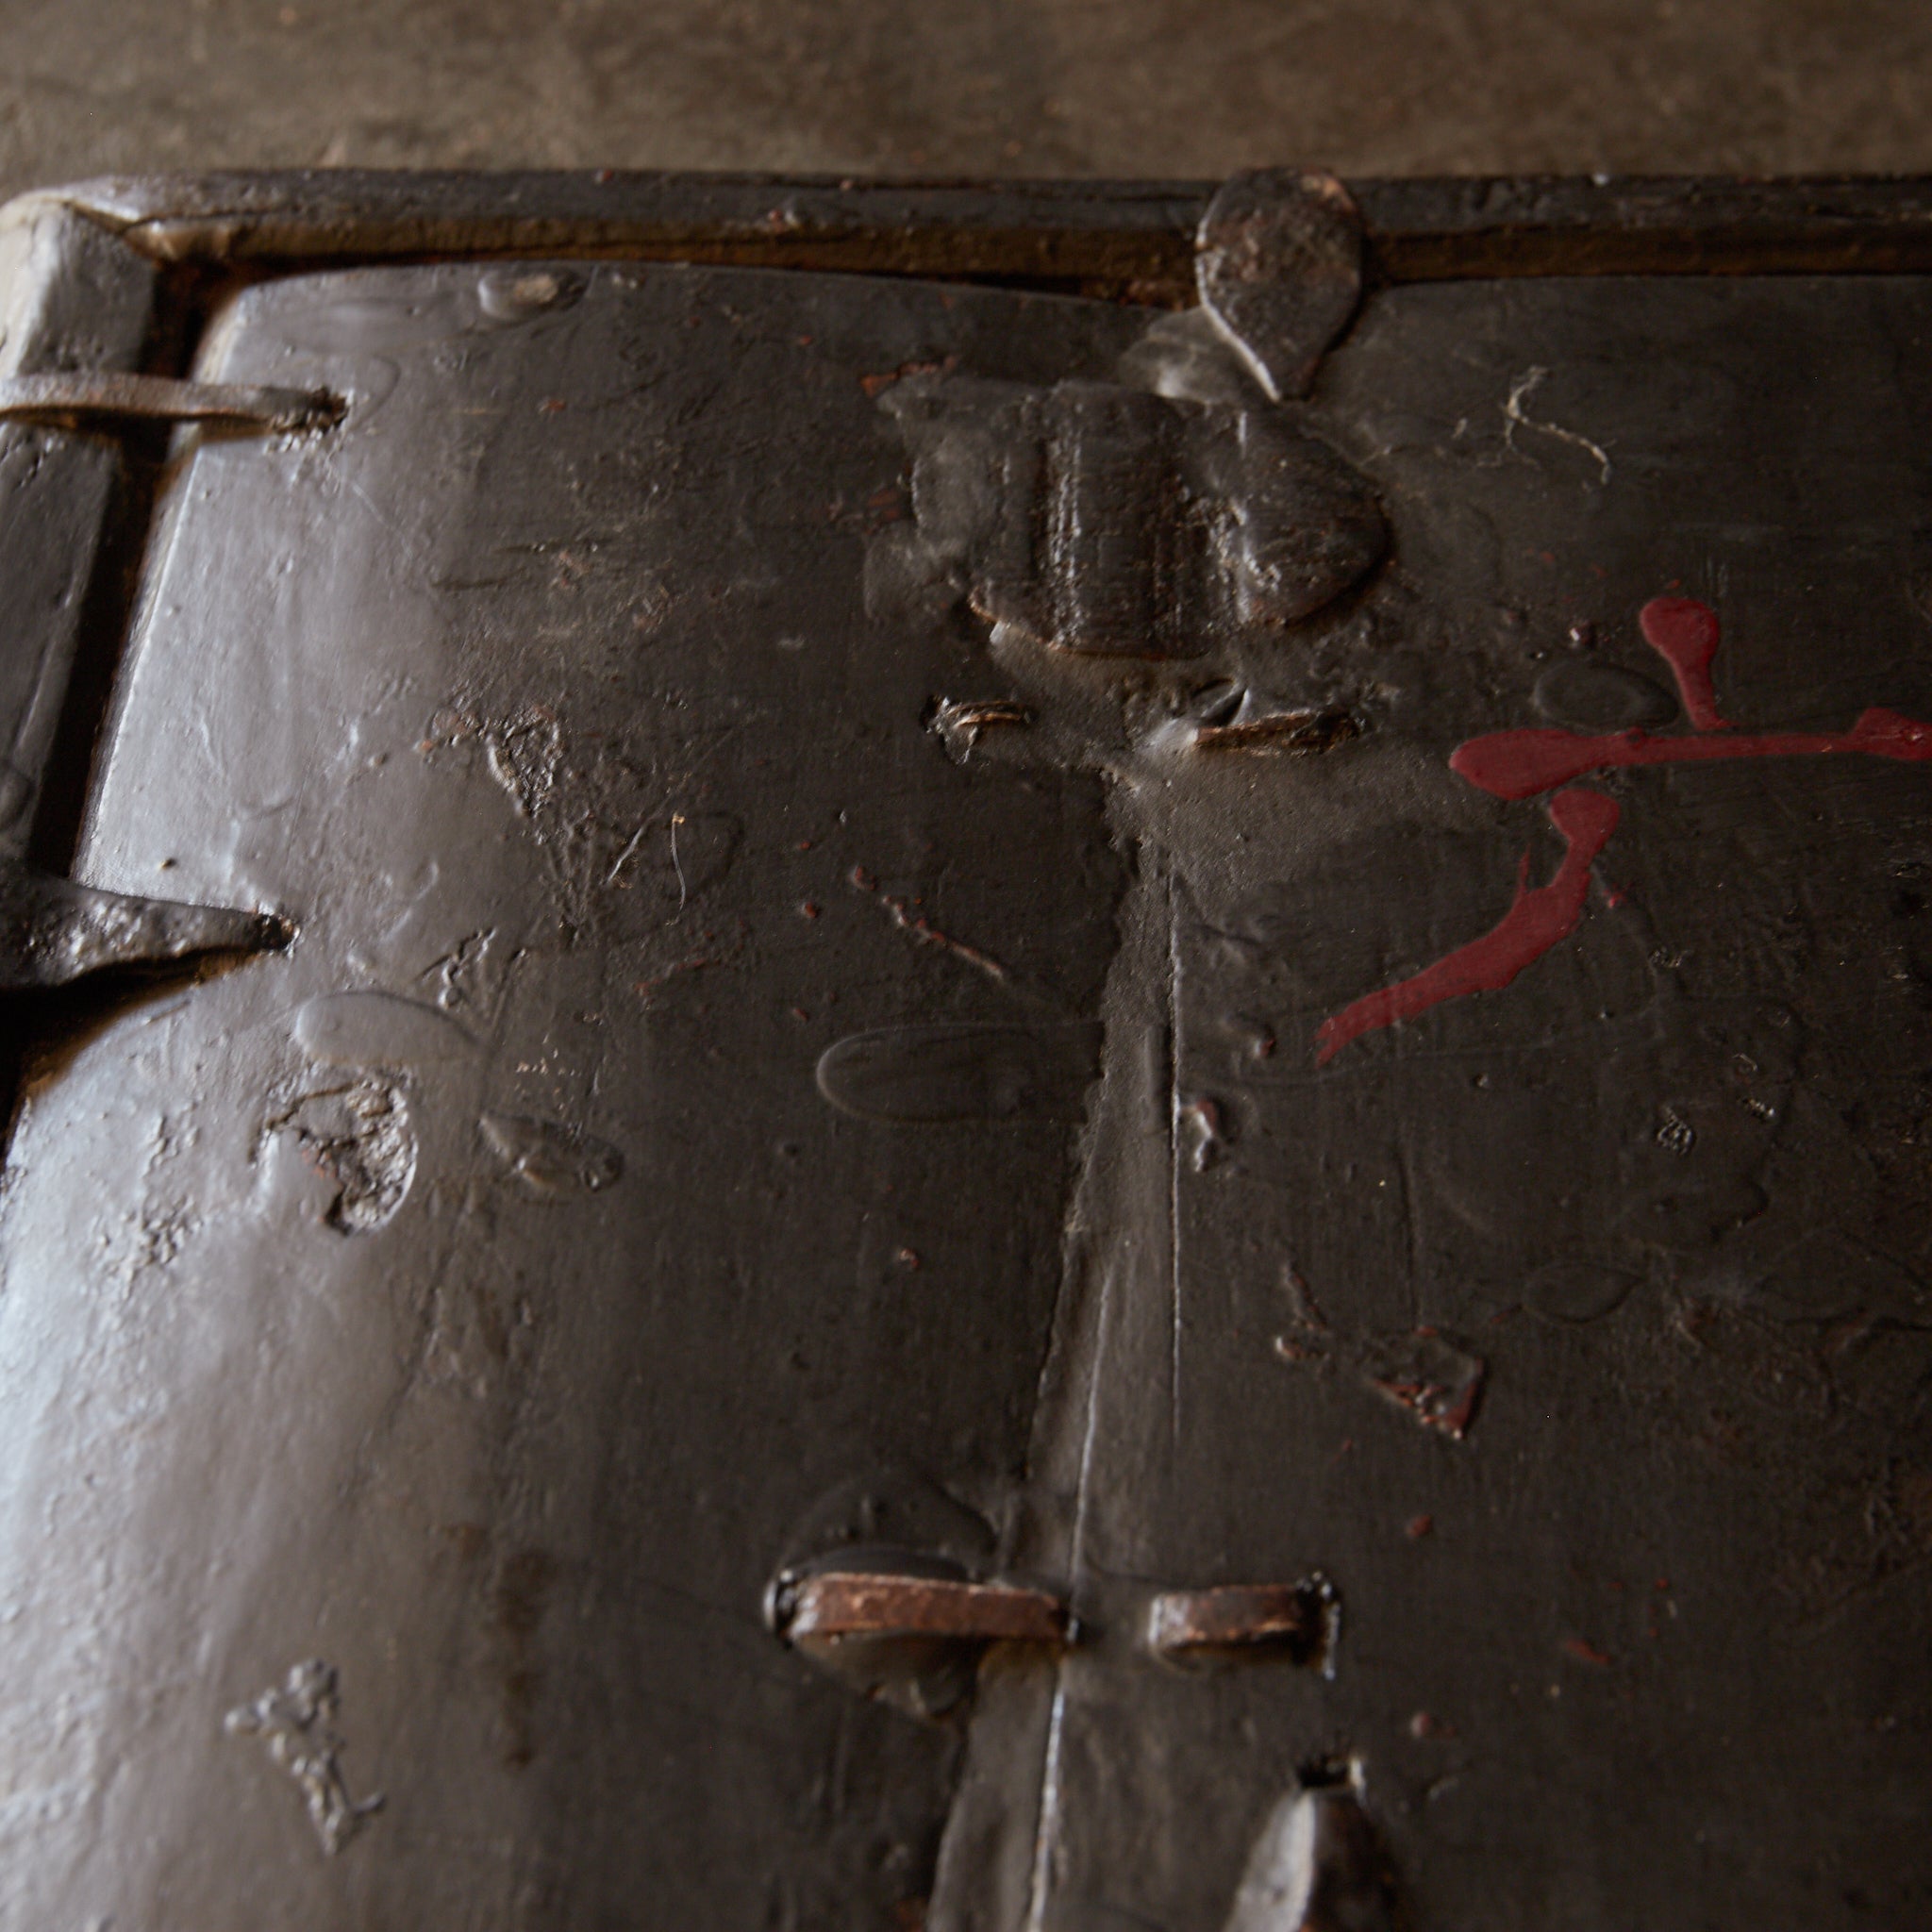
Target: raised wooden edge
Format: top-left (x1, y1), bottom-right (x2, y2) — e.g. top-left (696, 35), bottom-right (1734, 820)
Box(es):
top-left (0, 200), bottom-right (157, 870)
top-left (18, 173), bottom-right (1209, 301)
top-left (15, 171), bottom-right (1932, 301)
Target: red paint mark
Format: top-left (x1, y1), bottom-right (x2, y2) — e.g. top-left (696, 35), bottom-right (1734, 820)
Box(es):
top-left (1562, 1637), bottom-right (1613, 1667)
top-left (1316, 788), bottom-right (1619, 1063)
top-left (1405, 1514), bottom-right (1434, 1540)
top-left (1398, 1378), bottom-right (1480, 1440)
top-left (1449, 708), bottom-right (1932, 801)
top-left (630, 923), bottom-right (749, 1007)
top-left (1366, 1332), bottom-right (1488, 1440)
top-left (847, 865), bottom-right (1009, 983)
top-left (1640, 595), bottom-right (1730, 728)
top-left (799, 900), bottom-right (821, 920)
top-left (858, 354), bottom-right (958, 398)
top-left (1317, 593), bottom-right (1932, 1059)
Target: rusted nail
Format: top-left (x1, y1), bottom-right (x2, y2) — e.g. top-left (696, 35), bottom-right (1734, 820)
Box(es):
top-left (929, 696), bottom-right (1033, 762)
top-left (1192, 709), bottom-right (1359, 756)
top-left (0, 372), bottom-right (341, 434)
top-left (1145, 1577), bottom-right (1338, 1666)
top-left (772, 1570), bottom-right (1067, 1646)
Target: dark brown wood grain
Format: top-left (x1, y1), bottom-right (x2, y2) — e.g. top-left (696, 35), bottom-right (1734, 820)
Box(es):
top-left (30, 170), bottom-right (1932, 302)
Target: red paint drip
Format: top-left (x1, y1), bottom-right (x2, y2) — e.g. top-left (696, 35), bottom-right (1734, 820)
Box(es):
top-left (1315, 787), bottom-right (1620, 1064)
top-left (1639, 595), bottom-right (1729, 729)
top-left (1449, 707), bottom-right (1932, 801)
top-left (1562, 1636), bottom-right (1613, 1668)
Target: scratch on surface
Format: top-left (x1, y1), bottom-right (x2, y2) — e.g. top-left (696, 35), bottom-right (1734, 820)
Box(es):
top-left (1167, 872), bottom-right (1183, 1446)
top-left (1026, 1241), bottom-right (1122, 1930)
top-left (669, 810), bottom-right (691, 907)
top-left (631, 919), bottom-right (749, 1007)
top-left (847, 864), bottom-right (1009, 984)
top-left (1024, 1684), bottom-right (1070, 1932)
top-left (1393, 1123), bottom-right (1424, 1331)
top-left (1503, 367), bottom-right (1612, 486)
top-left (606, 822), bottom-right (649, 886)
top-left (343, 474), bottom-right (435, 574)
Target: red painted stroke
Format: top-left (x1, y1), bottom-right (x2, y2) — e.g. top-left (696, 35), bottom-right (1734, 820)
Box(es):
top-left (1450, 707), bottom-right (1932, 801)
top-left (1315, 591), bottom-right (1932, 1062)
top-left (1640, 595), bottom-right (1730, 730)
top-left (1315, 788), bottom-right (1620, 1065)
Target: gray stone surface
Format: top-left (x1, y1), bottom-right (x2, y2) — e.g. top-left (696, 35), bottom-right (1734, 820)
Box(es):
top-left (1, 0), bottom-right (1930, 203)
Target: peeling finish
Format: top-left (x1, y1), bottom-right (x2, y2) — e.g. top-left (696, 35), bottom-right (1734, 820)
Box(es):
top-left (224, 1662), bottom-right (384, 1857)
top-left (1362, 1330), bottom-right (1487, 1441)
top-left (292, 988), bottom-right (478, 1069)
top-left (267, 1076), bottom-right (416, 1233)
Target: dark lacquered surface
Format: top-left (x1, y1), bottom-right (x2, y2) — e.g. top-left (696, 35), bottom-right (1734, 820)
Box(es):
top-left (929, 275), bottom-right (1932, 1932)
top-left (0, 260), bottom-right (1137, 1929)
top-left (0, 251), bottom-right (1928, 1930)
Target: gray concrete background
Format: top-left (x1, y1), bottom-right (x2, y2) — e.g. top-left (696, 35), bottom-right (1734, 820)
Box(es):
top-left (1, 0), bottom-right (1930, 203)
